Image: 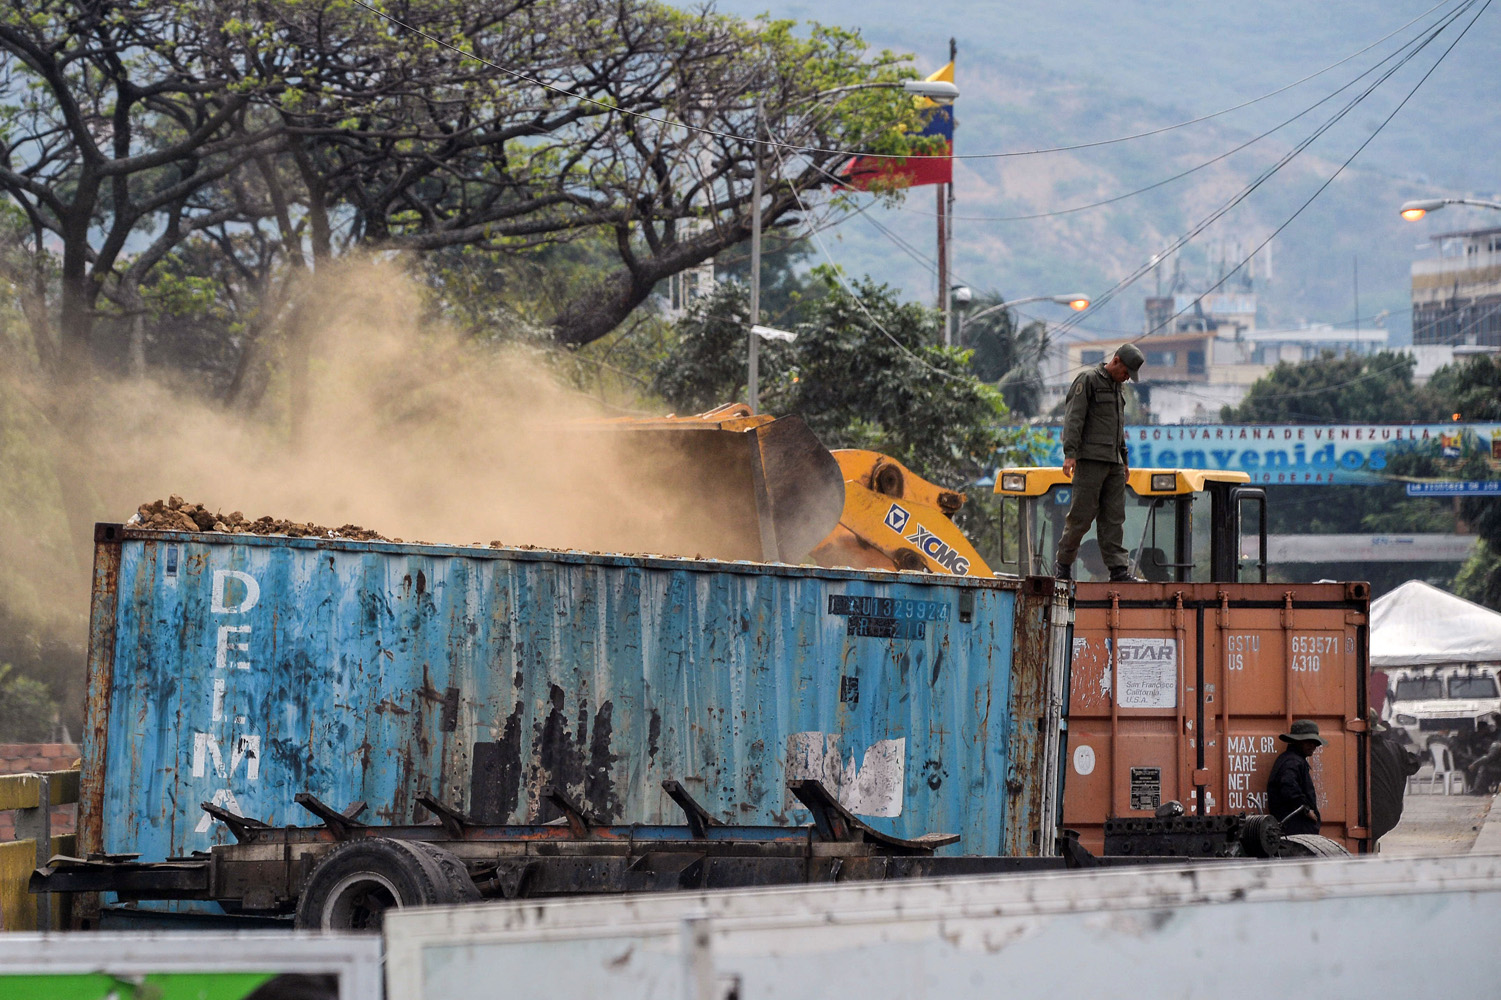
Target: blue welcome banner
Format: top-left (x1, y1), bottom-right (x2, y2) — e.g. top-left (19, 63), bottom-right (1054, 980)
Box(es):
top-left (1038, 423), bottom-right (1501, 485)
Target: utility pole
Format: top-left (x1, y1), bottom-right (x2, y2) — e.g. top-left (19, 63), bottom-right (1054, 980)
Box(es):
top-left (748, 101), bottom-right (763, 413)
top-left (937, 184), bottom-right (947, 344)
top-left (1352, 254), bottom-right (1361, 352)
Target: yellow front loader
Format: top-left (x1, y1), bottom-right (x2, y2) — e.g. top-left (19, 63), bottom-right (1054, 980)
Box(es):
top-left (602, 404), bottom-right (1267, 585)
top-left (597, 404), bottom-right (993, 576)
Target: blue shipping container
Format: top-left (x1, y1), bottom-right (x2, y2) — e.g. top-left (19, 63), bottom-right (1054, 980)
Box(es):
top-left (79, 525), bottom-right (1068, 897)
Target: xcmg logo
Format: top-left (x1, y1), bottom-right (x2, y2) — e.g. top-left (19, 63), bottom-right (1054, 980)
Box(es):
top-left (905, 525), bottom-right (970, 576)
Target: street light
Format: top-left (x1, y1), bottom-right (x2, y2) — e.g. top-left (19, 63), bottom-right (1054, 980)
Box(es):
top-left (747, 79), bottom-right (960, 412)
top-left (956, 293), bottom-right (1089, 342)
top-left (1400, 197), bottom-right (1501, 221)
top-left (901, 80), bottom-right (960, 102)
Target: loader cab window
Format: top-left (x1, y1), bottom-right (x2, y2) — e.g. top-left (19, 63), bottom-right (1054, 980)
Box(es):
top-left (1450, 674), bottom-right (1499, 699)
top-left (1394, 677), bottom-right (1444, 700)
top-left (1030, 485), bottom-right (1188, 582)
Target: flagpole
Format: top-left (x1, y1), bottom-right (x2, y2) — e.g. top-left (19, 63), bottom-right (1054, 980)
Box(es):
top-left (941, 38), bottom-right (957, 347)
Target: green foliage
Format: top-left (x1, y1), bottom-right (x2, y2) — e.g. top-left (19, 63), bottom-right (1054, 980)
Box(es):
top-left (713, 235), bottom-right (825, 330)
top-left (761, 269), bottom-right (1018, 488)
top-left (1225, 351), bottom-right (1501, 599)
top-left (1452, 542), bottom-right (1501, 612)
top-left (962, 295), bottom-right (1051, 417)
top-left (1422, 355), bottom-right (1501, 422)
top-left (651, 270), bottom-right (1038, 489)
top-left (649, 283), bottom-right (751, 414)
top-left (1220, 351), bottom-right (1424, 423)
top-left (0, 663), bottom-right (60, 743)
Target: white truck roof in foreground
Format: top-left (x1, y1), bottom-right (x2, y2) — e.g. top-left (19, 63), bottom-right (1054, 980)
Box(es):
top-left (386, 854), bottom-right (1501, 999)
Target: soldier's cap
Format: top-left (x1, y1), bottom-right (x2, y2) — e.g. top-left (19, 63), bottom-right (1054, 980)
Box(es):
top-left (1278, 719), bottom-right (1327, 746)
top-left (1115, 343), bottom-right (1145, 381)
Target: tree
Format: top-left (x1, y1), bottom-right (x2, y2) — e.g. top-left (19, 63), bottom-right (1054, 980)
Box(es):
top-left (1220, 350), bottom-right (1426, 423)
top-left (0, 0), bottom-right (293, 374)
top-left (650, 272), bottom-right (1038, 567)
top-left (653, 270), bottom-right (1027, 487)
top-left (1414, 357), bottom-right (1501, 608)
top-left (648, 281), bottom-right (752, 414)
top-left (1, 0), bottom-right (937, 380)
top-left (1222, 352), bottom-right (1448, 595)
top-left (1421, 354), bottom-right (1501, 422)
top-left (0, 663), bottom-right (60, 742)
top-left (962, 294), bottom-right (1051, 417)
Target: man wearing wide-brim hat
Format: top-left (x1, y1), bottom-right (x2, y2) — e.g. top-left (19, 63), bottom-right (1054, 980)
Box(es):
top-left (1266, 720), bottom-right (1326, 836)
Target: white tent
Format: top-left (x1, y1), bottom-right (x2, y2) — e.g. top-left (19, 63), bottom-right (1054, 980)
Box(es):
top-left (1370, 580), bottom-right (1501, 668)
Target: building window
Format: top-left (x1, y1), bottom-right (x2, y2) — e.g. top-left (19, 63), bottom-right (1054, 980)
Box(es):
top-left (1081, 350), bottom-right (1105, 365)
top-left (1187, 349), bottom-right (1206, 375)
top-left (1146, 350), bottom-right (1176, 367)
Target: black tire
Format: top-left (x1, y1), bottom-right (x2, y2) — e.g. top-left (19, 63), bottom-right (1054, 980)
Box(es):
top-left (407, 841), bottom-right (481, 902)
top-left (294, 838), bottom-right (472, 931)
top-left (1279, 834), bottom-right (1352, 858)
top-left (1238, 815), bottom-right (1283, 859)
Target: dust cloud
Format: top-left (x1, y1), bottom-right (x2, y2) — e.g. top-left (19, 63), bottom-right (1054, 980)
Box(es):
top-left (1, 258), bottom-right (767, 732)
top-left (63, 259), bottom-right (748, 559)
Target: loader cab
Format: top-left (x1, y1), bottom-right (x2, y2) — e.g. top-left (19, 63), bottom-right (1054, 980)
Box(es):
top-left (991, 468), bottom-right (1267, 583)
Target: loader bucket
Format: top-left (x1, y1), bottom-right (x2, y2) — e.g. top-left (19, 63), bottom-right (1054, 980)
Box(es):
top-left (597, 412), bottom-right (845, 564)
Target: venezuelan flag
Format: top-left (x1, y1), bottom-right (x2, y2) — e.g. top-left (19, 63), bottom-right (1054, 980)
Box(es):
top-left (841, 61), bottom-right (954, 190)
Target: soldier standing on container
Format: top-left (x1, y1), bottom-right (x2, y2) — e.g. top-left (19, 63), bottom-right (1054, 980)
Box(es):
top-left (1056, 344), bottom-right (1145, 581)
top-left (1267, 720), bottom-right (1325, 836)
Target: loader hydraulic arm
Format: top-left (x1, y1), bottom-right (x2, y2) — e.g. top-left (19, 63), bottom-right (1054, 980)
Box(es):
top-left (810, 450), bottom-right (993, 578)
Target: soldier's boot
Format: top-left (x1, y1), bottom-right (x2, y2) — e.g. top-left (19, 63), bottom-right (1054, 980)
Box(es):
top-left (1055, 561), bottom-right (1072, 581)
top-left (1108, 566), bottom-right (1141, 583)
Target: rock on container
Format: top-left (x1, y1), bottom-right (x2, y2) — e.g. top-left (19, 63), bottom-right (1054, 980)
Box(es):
top-left (79, 525), bottom-right (1069, 915)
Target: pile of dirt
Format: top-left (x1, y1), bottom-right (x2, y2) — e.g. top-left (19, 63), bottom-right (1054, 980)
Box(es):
top-left (132, 496), bottom-right (389, 541)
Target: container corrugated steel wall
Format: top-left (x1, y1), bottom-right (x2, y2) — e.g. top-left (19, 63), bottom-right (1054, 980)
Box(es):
top-left (79, 526), bottom-right (1066, 895)
top-left (1063, 582), bottom-right (1371, 854)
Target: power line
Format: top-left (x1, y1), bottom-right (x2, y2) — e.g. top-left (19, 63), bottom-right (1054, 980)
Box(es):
top-left (1044, 0), bottom-right (1483, 374)
top-left (1128, 0), bottom-right (1492, 346)
top-left (1051, 0), bottom-right (1476, 344)
top-left (878, 3), bottom-right (1460, 224)
top-left (348, 0), bottom-right (1459, 163)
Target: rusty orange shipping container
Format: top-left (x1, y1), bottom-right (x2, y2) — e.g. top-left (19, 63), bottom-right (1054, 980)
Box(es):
top-left (992, 468), bottom-right (1372, 855)
top-left (1063, 582), bottom-right (1371, 853)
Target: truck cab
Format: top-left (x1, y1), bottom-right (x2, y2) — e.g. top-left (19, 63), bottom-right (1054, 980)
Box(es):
top-left (990, 467), bottom-right (1267, 583)
top-left (1385, 665), bottom-right (1501, 753)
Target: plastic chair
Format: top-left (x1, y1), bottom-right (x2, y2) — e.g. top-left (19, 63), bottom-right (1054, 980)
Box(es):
top-left (1409, 741), bottom-right (1465, 795)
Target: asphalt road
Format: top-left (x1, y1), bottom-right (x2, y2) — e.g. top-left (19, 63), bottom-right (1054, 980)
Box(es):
top-left (1379, 768), bottom-right (1498, 856)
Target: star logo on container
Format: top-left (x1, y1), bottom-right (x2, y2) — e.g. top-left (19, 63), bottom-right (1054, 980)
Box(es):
top-left (884, 503), bottom-right (910, 534)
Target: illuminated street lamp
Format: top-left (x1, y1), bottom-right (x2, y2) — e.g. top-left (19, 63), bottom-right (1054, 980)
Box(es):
top-left (1400, 197), bottom-right (1501, 221)
top-left (956, 293), bottom-right (1089, 344)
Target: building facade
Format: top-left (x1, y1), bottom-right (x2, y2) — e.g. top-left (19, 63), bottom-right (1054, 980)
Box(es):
top-left (1411, 226), bottom-right (1501, 347)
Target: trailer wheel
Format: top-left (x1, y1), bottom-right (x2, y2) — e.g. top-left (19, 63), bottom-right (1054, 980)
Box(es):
top-left (407, 841), bottom-right (481, 902)
top-left (294, 838), bottom-right (470, 931)
top-left (1238, 815), bottom-right (1283, 859)
top-left (1279, 834), bottom-right (1352, 858)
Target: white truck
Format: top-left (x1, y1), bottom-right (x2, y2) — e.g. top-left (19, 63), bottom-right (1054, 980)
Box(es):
top-left (1385, 664), bottom-right (1501, 753)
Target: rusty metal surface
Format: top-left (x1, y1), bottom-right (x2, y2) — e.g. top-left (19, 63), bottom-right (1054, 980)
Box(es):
top-left (1063, 582), bottom-right (1370, 854)
top-left (86, 527), bottom-right (1061, 912)
top-left (1001, 580), bottom-right (1070, 855)
top-left (75, 524), bottom-right (124, 928)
